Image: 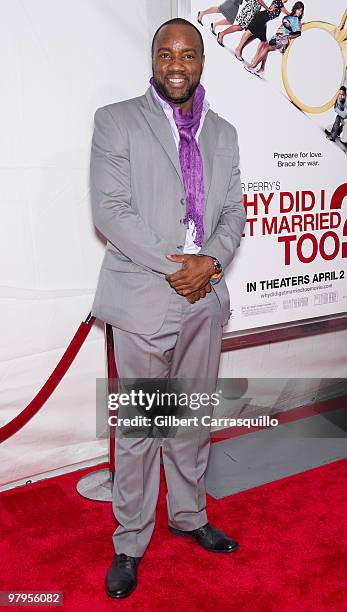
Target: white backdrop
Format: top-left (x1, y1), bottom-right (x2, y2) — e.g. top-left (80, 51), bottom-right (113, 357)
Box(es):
top-left (0, 0), bottom-right (173, 487)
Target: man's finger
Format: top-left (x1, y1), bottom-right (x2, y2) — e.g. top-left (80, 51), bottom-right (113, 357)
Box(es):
top-left (168, 270), bottom-right (209, 285)
top-left (199, 282), bottom-right (212, 298)
top-left (167, 280), bottom-right (192, 291)
top-left (172, 281), bottom-right (206, 294)
top-left (169, 279), bottom-right (196, 291)
top-left (180, 287), bottom-right (201, 296)
top-left (185, 293), bottom-right (196, 303)
top-left (186, 291), bottom-right (200, 304)
top-left (184, 281), bottom-right (211, 303)
top-left (166, 269), bottom-right (190, 282)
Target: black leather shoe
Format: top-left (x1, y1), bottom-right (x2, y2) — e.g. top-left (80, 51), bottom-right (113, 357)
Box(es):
top-left (169, 523), bottom-right (239, 553)
top-left (105, 553), bottom-right (141, 599)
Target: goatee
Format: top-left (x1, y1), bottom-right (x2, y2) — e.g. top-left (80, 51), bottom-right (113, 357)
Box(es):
top-left (152, 77), bottom-right (200, 105)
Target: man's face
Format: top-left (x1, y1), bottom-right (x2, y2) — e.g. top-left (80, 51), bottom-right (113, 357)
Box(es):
top-left (338, 89), bottom-right (346, 104)
top-left (152, 24), bottom-right (205, 104)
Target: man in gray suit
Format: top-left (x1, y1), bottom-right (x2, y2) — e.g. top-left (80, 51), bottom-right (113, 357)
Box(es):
top-left (90, 17), bottom-right (246, 599)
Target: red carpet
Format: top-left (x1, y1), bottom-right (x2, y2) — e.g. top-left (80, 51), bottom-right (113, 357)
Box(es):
top-left (1, 460), bottom-right (346, 611)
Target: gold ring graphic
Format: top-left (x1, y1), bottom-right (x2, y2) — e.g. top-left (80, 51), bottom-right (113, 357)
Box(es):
top-left (282, 9), bottom-right (347, 114)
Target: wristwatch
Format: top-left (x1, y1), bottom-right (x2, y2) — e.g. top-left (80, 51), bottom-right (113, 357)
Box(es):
top-left (210, 256), bottom-right (223, 276)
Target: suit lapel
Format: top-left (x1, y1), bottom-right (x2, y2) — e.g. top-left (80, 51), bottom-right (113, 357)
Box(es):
top-left (141, 88), bottom-right (183, 184)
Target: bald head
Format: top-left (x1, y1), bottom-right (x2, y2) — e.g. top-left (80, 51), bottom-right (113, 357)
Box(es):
top-left (151, 18), bottom-right (204, 58)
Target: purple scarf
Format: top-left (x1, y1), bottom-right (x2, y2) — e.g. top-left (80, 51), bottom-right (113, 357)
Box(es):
top-left (150, 77), bottom-right (205, 247)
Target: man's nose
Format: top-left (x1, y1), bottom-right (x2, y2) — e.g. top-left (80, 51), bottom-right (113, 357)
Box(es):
top-left (169, 55), bottom-right (185, 70)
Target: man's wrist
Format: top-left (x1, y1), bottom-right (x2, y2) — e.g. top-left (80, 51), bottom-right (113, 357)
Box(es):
top-left (196, 254), bottom-right (214, 275)
top-left (196, 254), bottom-right (223, 276)
top-left (196, 254), bottom-right (223, 284)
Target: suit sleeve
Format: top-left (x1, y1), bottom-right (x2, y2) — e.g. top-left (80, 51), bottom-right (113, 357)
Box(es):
top-left (199, 126), bottom-right (246, 270)
top-left (90, 106), bottom-right (181, 275)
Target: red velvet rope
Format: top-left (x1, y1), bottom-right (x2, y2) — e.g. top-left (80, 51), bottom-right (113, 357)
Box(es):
top-left (0, 315), bottom-right (95, 443)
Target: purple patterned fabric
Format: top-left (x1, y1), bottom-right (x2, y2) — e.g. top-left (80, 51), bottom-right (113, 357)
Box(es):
top-left (150, 77), bottom-right (205, 247)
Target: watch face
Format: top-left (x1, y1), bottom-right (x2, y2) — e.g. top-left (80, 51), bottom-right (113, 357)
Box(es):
top-left (214, 259), bottom-right (222, 274)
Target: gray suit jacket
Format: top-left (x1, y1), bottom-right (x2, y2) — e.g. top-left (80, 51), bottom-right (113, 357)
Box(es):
top-left (90, 86), bottom-right (246, 334)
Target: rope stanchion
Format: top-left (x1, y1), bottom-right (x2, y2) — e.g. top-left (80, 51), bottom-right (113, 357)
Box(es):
top-left (0, 307), bottom-right (116, 502)
top-left (76, 323), bottom-right (117, 502)
top-left (105, 324), bottom-right (117, 479)
top-left (0, 313), bottom-right (95, 444)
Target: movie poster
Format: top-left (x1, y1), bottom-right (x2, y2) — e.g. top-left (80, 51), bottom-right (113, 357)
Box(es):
top-left (186, 0), bottom-right (347, 333)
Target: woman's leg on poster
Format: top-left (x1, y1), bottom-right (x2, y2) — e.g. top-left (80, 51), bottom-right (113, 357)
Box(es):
top-left (235, 30), bottom-right (255, 60)
top-left (197, 6), bottom-right (221, 24)
top-left (251, 42), bottom-right (271, 68)
top-left (212, 17), bottom-right (232, 32)
top-left (250, 40), bottom-right (266, 64)
top-left (256, 46), bottom-right (275, 73)
top-left (216, 23), bottom-right (242, 45)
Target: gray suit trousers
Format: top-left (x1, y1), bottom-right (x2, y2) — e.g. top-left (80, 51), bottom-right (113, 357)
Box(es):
top-left (111, 287), bottom-right (224, 557)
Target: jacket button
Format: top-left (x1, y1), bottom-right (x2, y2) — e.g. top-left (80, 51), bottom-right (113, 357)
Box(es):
top-left (180, 218), bottom-right (184, 224)
top-left (180, 198), bottom-right (185, 205)
top-left (177, 245), bottom-right (183, 250)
